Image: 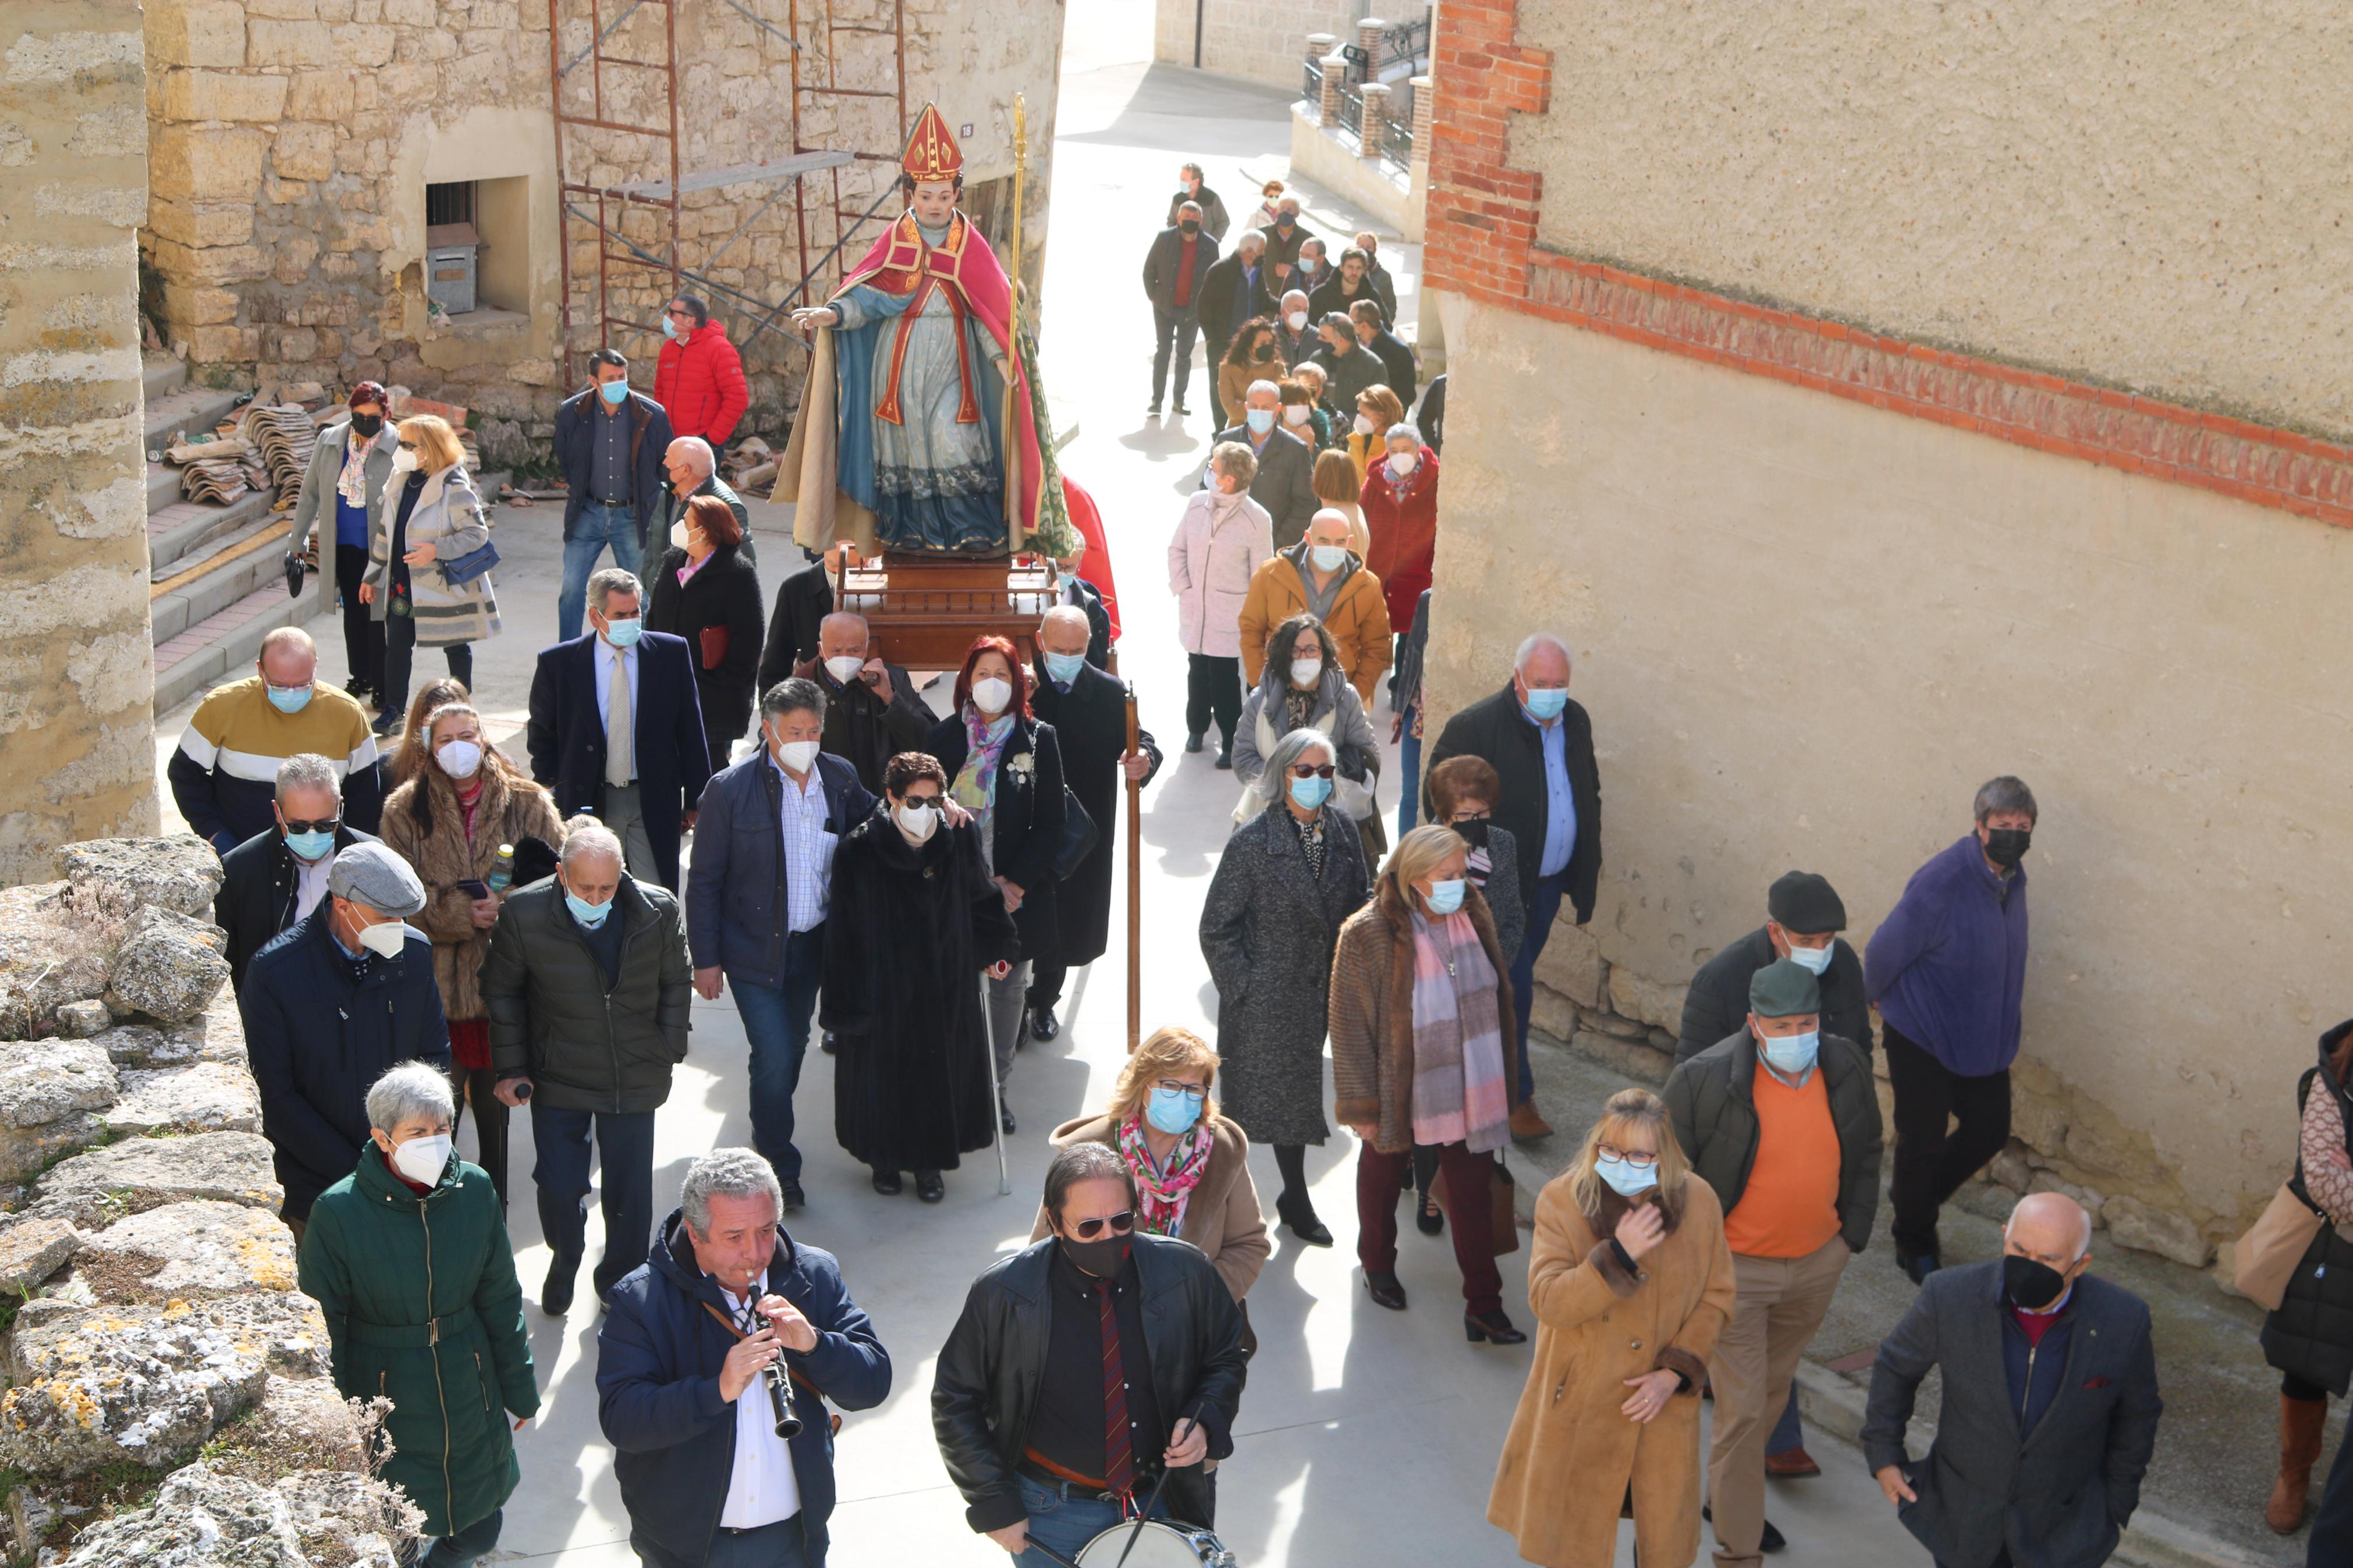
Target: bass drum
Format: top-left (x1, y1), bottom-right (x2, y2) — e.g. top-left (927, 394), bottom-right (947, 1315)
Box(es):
top-left (1073, 1519), bottom-right (1237, 1567)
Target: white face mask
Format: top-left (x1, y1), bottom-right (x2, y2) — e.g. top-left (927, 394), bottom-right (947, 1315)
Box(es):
top-left (895, 800), bottom-right (939, 842)
top-left (775, 738), bottom-right (821, 774)
top-left (1354, 413), bottom-right (1378, 435)
top-left (1285, 311), bottom-right (1308, 332)
top-left (670, 519), bottom-right (693, 551)
top-left (388, 1132), bottom-right (452, 1186)
top-left (389, 447), bottom-right (420, 474)
top-left (1388, 450), bottom-right (1418, 477)
top-left (971, 676), bottom-right (1013, 716)
top-left (1289, 656), bottom-right (1323, 688)
top-left (824, 654), bottom-right (866, 685)
top-left (356, 918), bottom-right (408, 959)
top-left (1282, 404), bottom-right (1311, 426)
top-left (435, 739), bottom-right (482, 778)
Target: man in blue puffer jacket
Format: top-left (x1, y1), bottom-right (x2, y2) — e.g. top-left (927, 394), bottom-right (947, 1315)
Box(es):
top-left (597, 1148), bottom-right (890, 1568)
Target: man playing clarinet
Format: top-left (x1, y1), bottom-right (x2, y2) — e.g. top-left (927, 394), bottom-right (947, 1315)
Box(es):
top-left (933, 1143), bottom-right (1249, 1564)
top-left (598, 1149), bottom-right (891, 1567)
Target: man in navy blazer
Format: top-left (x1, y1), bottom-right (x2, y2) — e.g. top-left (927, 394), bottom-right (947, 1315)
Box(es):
top-left (686, 676), bottom-right (875, 1211)
top-left (1862, 1192), bottom-right (2162, 1568)
top-left (528, 566), bottom-right (711, 893)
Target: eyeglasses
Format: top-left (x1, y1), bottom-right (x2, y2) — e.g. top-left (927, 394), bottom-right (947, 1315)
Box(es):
top-left (1067, 1210), bottom-right (1135, 1240)
top-left (1596, 1143), bottom-right (1659, 1169)
top-left (397, 440), bottom-right (418, 451)
top-left (1153, 1080), bottom-right (1207, 1103)
top-left (281, 817), bottom-right (340, 835)
top-left (1289, 763), bottom-right (1337, 780)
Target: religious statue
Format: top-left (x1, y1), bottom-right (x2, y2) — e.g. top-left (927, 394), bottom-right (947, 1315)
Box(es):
top-left (781, 103), bottom-right (1074, 559)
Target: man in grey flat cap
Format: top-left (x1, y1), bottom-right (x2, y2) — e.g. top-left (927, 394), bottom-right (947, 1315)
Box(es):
top-left (242, 841), bottom-right (452, 1235)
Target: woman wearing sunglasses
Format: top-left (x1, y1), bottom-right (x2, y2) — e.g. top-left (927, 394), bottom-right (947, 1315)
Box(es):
top-left (825, 750), bottom-right (1019, 1203)
top-left (1231, 613), bottom-right (1385, 866)
top-left (358, 414), bottom-right (499, 738)
top-left (1199, 727), bottom-right (1372, 1249)
top-left (1489, 1087), bottom-right (1736, 1568)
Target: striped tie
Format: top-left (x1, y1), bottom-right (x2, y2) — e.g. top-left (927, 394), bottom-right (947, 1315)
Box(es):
top-left (1095, 1279), bottom-right (1134, 1497)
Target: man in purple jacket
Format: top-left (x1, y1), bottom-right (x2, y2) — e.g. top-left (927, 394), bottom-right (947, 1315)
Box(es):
top-left (1865, 776), bottom-right (2036, 1284)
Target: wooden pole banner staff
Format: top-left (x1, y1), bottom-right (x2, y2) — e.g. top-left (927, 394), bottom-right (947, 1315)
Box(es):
top-left (1125, 681), bottom-right (1142, 1053)
top-left (1000, 91), bottom-right (1027, 535)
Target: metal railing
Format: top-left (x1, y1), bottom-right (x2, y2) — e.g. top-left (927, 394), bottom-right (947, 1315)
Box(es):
top-left (1382, 15), bottom-right (1431, 71)
top-left (1302, 53), bottom-right (1324, 106)
top-left (1332, 80), bottom-right (1364, 140)
top-left (1379, 115), bottom-right (1414, 176)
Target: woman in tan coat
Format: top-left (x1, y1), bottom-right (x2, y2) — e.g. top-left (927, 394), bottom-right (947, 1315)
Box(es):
top-left (379, 699), bottom-right (565, 1204)
top-left (1031, 1025), bottom-right (1270, 1304)
top-left (1330, 824), bottom-right (1525, 1341)
top-left (1489, 1087), bottom-right (1738, 1568)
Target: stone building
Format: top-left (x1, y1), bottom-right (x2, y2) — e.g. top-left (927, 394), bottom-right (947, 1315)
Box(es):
top-left (140, 0), bottom-right (1068, 469)
top-left (1155, 0), bottom-right (1406, 91)
top-left (1419, 0), bottom-right (2353, 1259)
top-left (0, 2), bottom-right (160, 888)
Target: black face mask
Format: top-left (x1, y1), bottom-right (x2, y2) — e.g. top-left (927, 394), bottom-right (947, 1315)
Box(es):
top-left (1453, 819), bottom-right (1490, 852)
top-left (2002, 1253), bottom-right (2069, 1311)
top-left (1275, 215), bottom-right (1296, 230)
top-left (1983, 826), bottom-right (2032, 868)
top-left (1179, 219), bottom-right (1200, 235)
top-left (1059, 1231), bottom-right (1131, 1278)
top-left (349, 411), bottom-right (383, 438)
top-left (1251, 341), bottom-right (1274, 360)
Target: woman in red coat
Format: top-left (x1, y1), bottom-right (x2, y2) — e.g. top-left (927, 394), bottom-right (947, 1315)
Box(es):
top-left (1360, 421), bottom-right (1439, 676)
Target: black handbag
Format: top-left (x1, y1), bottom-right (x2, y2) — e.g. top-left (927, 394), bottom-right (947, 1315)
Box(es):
top-left (283, 550), bottom-right (306, 598)
top-left (1050, 785), bottom-right (1097, 880)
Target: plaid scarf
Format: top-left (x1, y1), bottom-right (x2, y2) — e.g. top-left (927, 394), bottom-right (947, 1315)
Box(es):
top-left (1408, 909), bottom-right (1510, 1153)
top-left (1117, 1112), bottom-right (1210, 1236)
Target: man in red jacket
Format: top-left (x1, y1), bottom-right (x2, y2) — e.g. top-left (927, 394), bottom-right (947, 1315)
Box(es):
top-left (652, 295), bottom-right (750, 451)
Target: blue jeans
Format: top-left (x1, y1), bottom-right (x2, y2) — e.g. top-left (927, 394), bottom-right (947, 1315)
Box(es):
top-left (1509, 870), bottom-right (1570, 1101)
top-left (1016, 1474), bottom-right (1169, 1568)
top-left (700, 1518), bottom-right (815, 1568)
top-left (560, 501), bottom-right (645, 641)
top-left (531, 1102), bottom-right (656, 1299)
top-left (1396, 721), bottom-right (1422, 836)
top-left (423, 1508), bottom-right (501, 1568)
top-left (730, 929), bottom-right (827, 1182)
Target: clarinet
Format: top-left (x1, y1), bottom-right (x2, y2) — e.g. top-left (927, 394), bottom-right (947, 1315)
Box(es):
top-left (753, 1295), bottom-right (803, 1439)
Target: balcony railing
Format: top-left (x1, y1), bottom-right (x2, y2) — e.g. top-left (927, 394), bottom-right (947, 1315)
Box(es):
top-left (1302, 53), bottom-right (1324, 107)
top-left (1379, 115), bottom-right (1414, 176)
top-left (1332, 80), bottom-right (1365, 141)
top-left (1382, 15), bottom-right (1432, 72)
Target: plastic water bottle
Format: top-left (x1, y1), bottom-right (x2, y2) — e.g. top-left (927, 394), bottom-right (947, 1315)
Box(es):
top-left (487, 843), bottom-right (515, 895)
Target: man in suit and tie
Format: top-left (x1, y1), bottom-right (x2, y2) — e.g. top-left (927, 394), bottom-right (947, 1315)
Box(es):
top-left (527, 567), bottom-right (711, 891)
top-left (1862, 1192), bottom-right (2162, 1568)
top-left (1023, 607), bottom-right (1162, 1042)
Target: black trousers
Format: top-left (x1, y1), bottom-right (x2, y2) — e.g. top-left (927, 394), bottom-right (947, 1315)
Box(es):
top-left (1185, 653), bottom-right (1242, 747)
top-left (1204, 332), bottom-right (1234, 427)
top-left (2312, 1416), bottom-right (2353, 1562)
top-left (1884, 1021), bottom-right (2011, 1257)
top-left (334, 544), bottom-right (385, 697)
top-left (1152, 305), bottom-right (1200, 405)
top-left (384, 614), bottom-right (473, 718)
top-left (449, 1065), bottom-right (509, 1206)
top-left (1028, 960), bottom-right (1069, 1010)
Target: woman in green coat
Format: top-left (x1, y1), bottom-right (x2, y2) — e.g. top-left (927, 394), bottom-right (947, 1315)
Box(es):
top-left (298, 1061), bottom-right (538, 1567)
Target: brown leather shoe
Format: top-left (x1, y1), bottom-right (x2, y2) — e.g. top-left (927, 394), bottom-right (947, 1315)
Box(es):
top-left (1509, 1102), bottom-right (1553, 1140)
top-left (2269, 1392), bottom-right (2329, 1533)
top-left (1766, 1447), bottom-right (1823, 1479)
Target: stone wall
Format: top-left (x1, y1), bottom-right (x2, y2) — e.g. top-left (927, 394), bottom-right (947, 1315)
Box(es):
top-left (0, 2), bottom-right (159, 889)
top-left (141, 0), bottom-right (1067, 470)
top-left (1155, 0), bottom-right (1375, 89)
top-left (1415, 0), bottom-right (2353, 1272)
top-left (0, 838), bottom-right (412, 1563)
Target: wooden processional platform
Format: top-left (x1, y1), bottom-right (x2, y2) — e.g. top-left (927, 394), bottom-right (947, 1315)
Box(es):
top-left (833, 549), bottom-right (1057, 670)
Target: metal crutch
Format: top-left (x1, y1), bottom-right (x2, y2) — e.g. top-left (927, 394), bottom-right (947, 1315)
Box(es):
top-left (979, 971), bottom-right (1011, 1196)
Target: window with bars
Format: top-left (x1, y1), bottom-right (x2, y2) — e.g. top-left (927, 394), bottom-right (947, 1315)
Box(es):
top-left (425, 182), bottom-right (478, 227)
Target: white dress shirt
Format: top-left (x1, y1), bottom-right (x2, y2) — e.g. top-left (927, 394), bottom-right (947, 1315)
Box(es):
top-left (292, 848), bottom-right (334, 923)
top-left (716, 1270), bottom-right (803, 1530)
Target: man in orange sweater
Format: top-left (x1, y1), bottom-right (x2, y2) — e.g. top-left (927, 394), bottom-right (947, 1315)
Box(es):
top-left (1664, 960), bottom-right (1884, 1568)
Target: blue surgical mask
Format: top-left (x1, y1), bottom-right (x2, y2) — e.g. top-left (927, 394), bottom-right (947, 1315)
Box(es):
top-left (1595, 1153), bottom-right (1658, 1197)
top-left (1309, 544), bottom-right (1349, 573)
top-left (602, 617), bottom-right (644, 649)
top-left (1145, 1085), bottom-right (1203, 1136)
top-left (1759, 1029), bottom-right (1820, 1078)
top-left (1521, 686), bottom-right (1568, 721)
top-left (1244, 408), bottom-right (1276, 435)
top-left (599, 379), bottom-right (629, 405)
top-left (1424, 878), bottom-right (1465, 915)
top-left (565, 888), bottom-right (613, 929)
top-left (284, 829), bottom-right (335, 862)
top-left (1785, 941), bottom-right (1834, 976)
top-left (266, 682), bottom-right (314, 714)
top-left (1043, 650), bottom-right (1087, 685)
top-left (1287, 774), bottom-right (1332, 810)
top-left (662, 317), bottom-right (682, 340)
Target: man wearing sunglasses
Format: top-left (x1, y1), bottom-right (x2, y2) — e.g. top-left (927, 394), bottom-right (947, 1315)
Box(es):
top-left (216, 752), bottom-right (377, 993)
top-left (934, 1143), bottom-right (1249, 1565)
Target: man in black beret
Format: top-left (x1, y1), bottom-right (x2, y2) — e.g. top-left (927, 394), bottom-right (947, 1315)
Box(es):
top-left (1672, 870), bottom-right (1872, 1482)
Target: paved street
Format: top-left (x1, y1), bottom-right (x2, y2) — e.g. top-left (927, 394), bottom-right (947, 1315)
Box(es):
top-left (153, 5), bottom-right (1930, 1564)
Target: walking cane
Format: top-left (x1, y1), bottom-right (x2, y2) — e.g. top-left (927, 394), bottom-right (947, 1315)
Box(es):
top-left (979, 971), bottom-right (1011, 1196)
top-left (1124, 682), bottom-right (1142, 1053)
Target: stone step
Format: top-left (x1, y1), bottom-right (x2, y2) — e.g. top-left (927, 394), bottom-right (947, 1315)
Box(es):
top-left (145, 459), bottom-right (180, 516)
top-left (151, 576), bottom-right (325, 715)
top-left (148, 515), bottom-right (297, 646)
top-left (147, 487), bottom-right (279, 575)
top-left (141, 353), bottom-right (189, 404)
top-left (143, 384), bottom-right (246, 453)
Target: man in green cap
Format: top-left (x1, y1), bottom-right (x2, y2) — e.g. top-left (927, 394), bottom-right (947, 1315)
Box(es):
top-left (1664, 959), bottom-right (1883, 1568)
